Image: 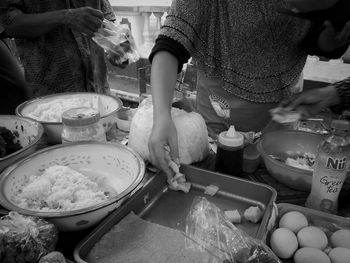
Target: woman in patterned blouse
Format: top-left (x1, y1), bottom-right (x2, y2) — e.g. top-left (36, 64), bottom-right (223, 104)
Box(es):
top-left (147, 0), bottom-right (350, 176)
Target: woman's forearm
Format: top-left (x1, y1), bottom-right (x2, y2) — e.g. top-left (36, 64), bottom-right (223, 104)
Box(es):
top-left (2, 10), bottom-right (66, 38)
top-left (151, 51), bottom-right (179, 121)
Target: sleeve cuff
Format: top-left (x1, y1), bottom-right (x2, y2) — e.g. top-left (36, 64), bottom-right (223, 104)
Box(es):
top-left (149, 35), bottom-right (190, 74)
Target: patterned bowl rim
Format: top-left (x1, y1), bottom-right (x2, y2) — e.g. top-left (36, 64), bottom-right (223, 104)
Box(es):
top-left (257, 130), bottom-right (322, 176)
top-left (0, 141), bottom-right (146, 218)
top-left (15, 92), bottom-right (123, 124)
top-left (0, 115), bottom-right (44, 162)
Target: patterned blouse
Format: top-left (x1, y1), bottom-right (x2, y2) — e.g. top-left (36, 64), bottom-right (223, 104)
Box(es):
top-left (152, 0), bottom-right (348, 103)
top-left (0, 0), bottom-right (115, 97)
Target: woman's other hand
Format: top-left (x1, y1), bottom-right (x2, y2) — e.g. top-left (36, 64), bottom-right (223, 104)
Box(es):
top-left (281, 0), bottom-right (339, 13)
top-left (64, 7), bottom-right (104, 37)
top-left (148, 115), bottom-right (179, 179)
top-left (283, 85), bottom-right (340, 117)
top-left (317, 20), bottom-right (350, 52)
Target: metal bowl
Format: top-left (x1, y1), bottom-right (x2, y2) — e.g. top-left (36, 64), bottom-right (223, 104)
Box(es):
top-left (0, 142), bottom-right (145, 231)
top-left (16, 92), bottom-right (123, 144)
top-left (0, 115), bottom-right (44, 172)
top-left (257, 130), bottom-right (324, 191)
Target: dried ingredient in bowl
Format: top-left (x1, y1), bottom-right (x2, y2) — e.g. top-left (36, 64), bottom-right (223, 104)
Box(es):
top-left (270, 152), bottom-right (315, 171)
top-left (0, 211), bottom-right (58, 263)
top-left (26, 97), bottom-right (96, 122)
top-left (13, 165), bottom-right (116, 212)
top-left (0, 126), bottom-right (22, 158)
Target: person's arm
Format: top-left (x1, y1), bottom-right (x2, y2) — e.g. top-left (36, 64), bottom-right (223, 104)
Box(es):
top-left (148, 51), bottom-right (180, 178)
top-left (284, 77), bottom-right (350, 116)
top-left (1, 7), bottom-right (103, 39)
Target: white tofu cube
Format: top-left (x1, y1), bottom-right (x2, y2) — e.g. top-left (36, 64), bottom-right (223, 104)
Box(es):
top-left (224, 209), bottom-right (241, 224)
top-left (243, 206), bottom-right (263, 223)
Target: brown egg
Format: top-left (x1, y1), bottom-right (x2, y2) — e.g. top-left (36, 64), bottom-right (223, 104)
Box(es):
top-left (294, 247), bottom-right (331, 263)
top-left (279, 211), bottom-right (308, 233)
top-left (331, 229), bottom-right (350, 249)
top-left (297, 226), bottom-right (328, 250)
top-left (328, 247), bottom-right (350, 263)
top-left (270, 228), bottom-right (298, 259)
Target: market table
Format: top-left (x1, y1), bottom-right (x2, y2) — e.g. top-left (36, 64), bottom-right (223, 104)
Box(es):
top-left (2, 124), bottom-right (350, 262)
top-left (55, 146), bottom-right (350, 261)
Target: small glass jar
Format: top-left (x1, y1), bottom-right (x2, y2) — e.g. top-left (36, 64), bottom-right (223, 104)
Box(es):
top-left (61, 107), bottom-right (106, 143)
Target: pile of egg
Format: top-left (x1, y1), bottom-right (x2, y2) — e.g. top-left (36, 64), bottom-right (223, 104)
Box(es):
top-left (269, 210), bottom-right (350, 263)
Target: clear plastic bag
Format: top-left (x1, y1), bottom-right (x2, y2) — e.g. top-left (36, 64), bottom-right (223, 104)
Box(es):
top-left (0, 211), bottom-right (58, 263)
top-left (93, 19), bottom-right (139, 68)
top-left (185, 197), bottom-right (281, 263)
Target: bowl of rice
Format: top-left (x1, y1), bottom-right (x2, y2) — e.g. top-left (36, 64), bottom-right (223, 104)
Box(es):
top-left (0, 142), bottom-right (145, 231)
top-left (0, 115), bottom-right (44, 172)
top-left (16, 92), bottom-right (123, 144)
top-left (257, 130), bottom-right (324, 191)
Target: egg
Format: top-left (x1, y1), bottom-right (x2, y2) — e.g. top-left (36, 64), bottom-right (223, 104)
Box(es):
top-left (279, 211), bottom-right (308, 233)
top-left (297, 226), bottom-right (328, 250)
top-left (328, 247), bottom-right (350, 263)
top-left (294, 247), bottom-right (331, 263)
top-left (270, 228), bottom-right (298, 259)
top-left (330, 229), bottom-right (350, 249)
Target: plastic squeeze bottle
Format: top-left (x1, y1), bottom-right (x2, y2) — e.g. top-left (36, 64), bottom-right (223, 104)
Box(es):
top-left (215, 125), bottom-right (244, 177)
top-left (305, 119), bottom-right (350, 214)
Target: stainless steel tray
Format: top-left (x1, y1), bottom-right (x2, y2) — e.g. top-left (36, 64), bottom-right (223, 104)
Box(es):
top-left (74, 164), bottom-right (277, 263)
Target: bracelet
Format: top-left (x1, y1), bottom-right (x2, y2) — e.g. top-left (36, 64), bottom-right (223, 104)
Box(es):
top-left (334, 78), bottom-right (350, 110)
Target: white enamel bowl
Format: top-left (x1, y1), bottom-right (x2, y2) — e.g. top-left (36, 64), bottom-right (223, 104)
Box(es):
top-left (0, 142), bottom-right (145, 231)
top-left (16, 92), bottom-right (122, 144)
top-left (0, 115), bottom-right (44, 172)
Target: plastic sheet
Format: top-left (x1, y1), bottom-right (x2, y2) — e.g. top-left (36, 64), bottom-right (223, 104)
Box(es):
top-left (93, 19), bottom-right (139, 68)
top-left (185, 197), bottom-right (281, 263)
top-left (0, 211), bottom-right (58, 263)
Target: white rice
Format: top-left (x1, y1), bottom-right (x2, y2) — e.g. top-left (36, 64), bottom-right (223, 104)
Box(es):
top-left (14, 165), bottom-right (111, 212)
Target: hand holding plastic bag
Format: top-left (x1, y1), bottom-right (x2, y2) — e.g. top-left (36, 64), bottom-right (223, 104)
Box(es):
top-left (93, 19), bottom-right (139, 68)
top-left (185, 197), bottom-right (281, 263)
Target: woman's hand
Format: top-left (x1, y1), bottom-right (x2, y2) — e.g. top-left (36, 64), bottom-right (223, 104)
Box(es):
top-left (282, 0), bottom-right (339, 13)
top-left (283, 85), bottom-right (340, 117)
top-left (64, 7), bottom-right (104, 36)
top-left (317, 21), bottom-right (350, 52)
top-left (148, 115), bottom-right (179, 179)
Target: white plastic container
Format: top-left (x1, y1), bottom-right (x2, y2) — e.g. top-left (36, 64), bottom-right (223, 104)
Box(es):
top-left (61, 107), bottom-right (106, 143)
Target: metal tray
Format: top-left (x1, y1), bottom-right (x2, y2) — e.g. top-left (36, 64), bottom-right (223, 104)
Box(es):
top-left (270, 203), bottom-right (350, 263)
top-left (74, 164), bottom-right (277, 263)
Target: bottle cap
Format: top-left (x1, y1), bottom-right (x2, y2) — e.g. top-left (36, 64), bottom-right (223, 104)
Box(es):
top-left (331, 119), bottom-right (350, 132)
top-left (62, 107), bottom-right (101, 127)
top-left (218, 125), bottom-right (244, 147)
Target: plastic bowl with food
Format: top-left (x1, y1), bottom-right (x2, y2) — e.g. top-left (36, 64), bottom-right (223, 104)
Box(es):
top-left (0, 142), bottom-right (145, 231)
top-left (0, 115), bottom-right (44, 172)
top-left (115, 107), bottom-right (137, 132)
top-left (16, 92), bottom-right (122, 144)
top-left (257, 130), bottom-right (324, 191)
